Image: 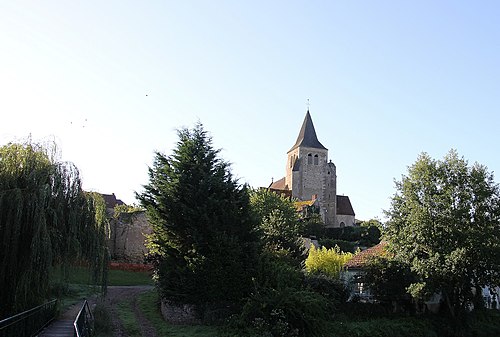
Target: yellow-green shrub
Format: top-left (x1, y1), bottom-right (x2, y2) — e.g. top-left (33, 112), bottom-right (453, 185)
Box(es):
top-left (305, 246), bottom-right (353, 278)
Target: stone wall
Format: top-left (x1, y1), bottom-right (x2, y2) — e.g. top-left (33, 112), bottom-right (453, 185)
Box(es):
top-left (108, 211), bottom-right (152, 263)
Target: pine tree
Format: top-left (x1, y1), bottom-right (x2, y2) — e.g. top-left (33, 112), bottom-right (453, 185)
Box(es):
top-left (137, 124), bottom-right (258, 306)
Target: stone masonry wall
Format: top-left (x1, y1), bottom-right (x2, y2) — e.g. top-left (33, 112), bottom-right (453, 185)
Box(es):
top-left (108, 211), bottom-right (152, 263)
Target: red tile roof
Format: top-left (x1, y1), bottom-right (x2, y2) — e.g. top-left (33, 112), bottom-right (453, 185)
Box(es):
top-left (269, 177), bottom-right (287, 190)
top-left (344, 242), bottom-right (388, 269)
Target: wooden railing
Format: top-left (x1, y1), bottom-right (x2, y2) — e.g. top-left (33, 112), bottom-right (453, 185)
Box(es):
top-left (73, 300), bottom-right (93, 337)
top-left (0, 299), bottom-right (58, 337)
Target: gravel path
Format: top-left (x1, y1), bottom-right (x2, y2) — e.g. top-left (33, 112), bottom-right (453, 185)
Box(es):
top-left (101, 285), bottom-right (156, 337)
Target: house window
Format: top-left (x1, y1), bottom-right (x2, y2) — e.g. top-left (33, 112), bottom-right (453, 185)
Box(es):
top-left (307, 153), bottom-right (312, 164)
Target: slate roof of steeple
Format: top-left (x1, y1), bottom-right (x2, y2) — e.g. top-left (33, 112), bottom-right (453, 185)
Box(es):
top-left (288, 110), bottom-right (327, 152)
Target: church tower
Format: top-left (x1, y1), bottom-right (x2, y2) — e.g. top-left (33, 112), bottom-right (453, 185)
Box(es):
top-left (285, 111), bottom-right (337, 226)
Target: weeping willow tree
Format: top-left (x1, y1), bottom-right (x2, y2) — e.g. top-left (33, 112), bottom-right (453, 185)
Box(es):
top-left (0, 141), bottom-right (109, 317)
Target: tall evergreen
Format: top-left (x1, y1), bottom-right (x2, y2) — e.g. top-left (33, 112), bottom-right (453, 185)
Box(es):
top-left (137, 124), bottom-right (258, 306)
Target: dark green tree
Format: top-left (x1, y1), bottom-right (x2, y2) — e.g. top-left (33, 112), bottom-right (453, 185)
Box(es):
top-left (0, 141), bottom-right (108, 317)
top-left (249, 188), bottom-right (305, 262)
top-left (385, 150), bottom-right (500, 319)
top-left (363, 256), bottom-right (417, 312)
top-left (137, 124), bottom-right (258, 307)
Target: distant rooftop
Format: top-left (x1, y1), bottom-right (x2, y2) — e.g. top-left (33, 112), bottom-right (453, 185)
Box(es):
top-left (101, 193), bottom-right (125, 209)
top-left (344, 242), bottom-right (388, 269)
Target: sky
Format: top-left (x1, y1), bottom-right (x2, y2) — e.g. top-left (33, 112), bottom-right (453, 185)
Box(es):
top-left (1, 1), bottom-right (499, 221)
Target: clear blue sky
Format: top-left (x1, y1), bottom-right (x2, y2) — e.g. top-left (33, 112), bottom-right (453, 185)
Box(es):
top-left (1, 1), bottom-right (499, 221)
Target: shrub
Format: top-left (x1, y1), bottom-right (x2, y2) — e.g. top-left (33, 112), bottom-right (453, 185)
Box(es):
top-left (305, 246), bottom-right (353, 278)
top-left (235, 288), bottom-right (330, 337)
top-left (327, 317), bottom-right (438, 337)
top-left (303, 273), bottom-right (349, 309)
top-left (318, 239), bottom-right (356, 253)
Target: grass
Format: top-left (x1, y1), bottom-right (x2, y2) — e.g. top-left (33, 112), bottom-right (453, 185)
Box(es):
top-left (137, 289), bottom-right (219, 337)
top-left (107, 268), bottom-right (154, 286)
top-left (50, 265), bottom-right (154, 286)
top-left (116, 299), bottom-right (142, 337)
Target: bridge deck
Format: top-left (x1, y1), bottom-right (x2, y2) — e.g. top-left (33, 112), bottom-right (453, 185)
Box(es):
top-left (38, 320), bottom-right (74, 337)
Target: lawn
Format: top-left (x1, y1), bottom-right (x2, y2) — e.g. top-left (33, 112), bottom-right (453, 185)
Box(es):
top-left (50, 265), bottom-right (154, 286)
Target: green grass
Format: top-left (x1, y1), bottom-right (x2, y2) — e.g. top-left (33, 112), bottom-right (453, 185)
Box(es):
top-left (50, 265), bottom-right (154, 286)
top-left (116, 299), bottom-right (142, 337)
top-left (107, 268), bottom-right (154, 286)
top-left (137, 289), bottom-right (219, 337)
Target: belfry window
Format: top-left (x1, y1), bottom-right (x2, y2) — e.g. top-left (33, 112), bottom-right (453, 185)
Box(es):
top-left (314, 154), bottom-right (319, 165)
top-left (307, 153), bottom-right (312, 164)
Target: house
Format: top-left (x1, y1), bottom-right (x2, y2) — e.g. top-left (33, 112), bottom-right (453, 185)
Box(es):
top-left (270, 110), bottom-right (356, 228)
top-left (343, 241), bottom-right (389, 301)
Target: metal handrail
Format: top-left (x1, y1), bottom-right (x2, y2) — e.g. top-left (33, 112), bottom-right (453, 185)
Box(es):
top-left (73, 300), bottom-right (93, 337)
top-left (0, 299), bottom-right (57, 337)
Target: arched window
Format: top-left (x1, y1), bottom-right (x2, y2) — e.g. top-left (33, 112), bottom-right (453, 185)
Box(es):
top-left (307, 153), bottom-right (312, 164)
top-left (340, 222), bottom-right (345, 228)
top-left (314, 154), bottom-right (319, 165)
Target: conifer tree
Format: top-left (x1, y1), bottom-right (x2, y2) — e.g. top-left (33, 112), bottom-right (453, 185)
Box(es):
top-left (137, 124), bottom-right (258, 306)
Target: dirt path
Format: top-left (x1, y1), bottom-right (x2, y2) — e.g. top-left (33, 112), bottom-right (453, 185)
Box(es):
top-left (101, 285), bottom-right (156, 337)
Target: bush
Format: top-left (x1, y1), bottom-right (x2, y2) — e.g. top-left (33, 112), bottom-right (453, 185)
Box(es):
top-left (466, 309), bottom-right (500, 337)
top-left (339, 302), bottom-right (390, 319)
top-left (303, 274), bottom-right (349, 309)
top-left (327, 317), bottom-right (438, 337)
top-left (234, 288), bottom-right (330, 337)
top-left (305, 246), bottom-right (353, 278)
top-left (323, 226), bottom-right (380, 247)
top-left (318, 239), bottom-right (356, 253)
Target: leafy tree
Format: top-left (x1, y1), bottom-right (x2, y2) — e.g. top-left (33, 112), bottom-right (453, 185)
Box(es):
top-left (137, 124), bottom-right (258, 307)
top-left (385, 150), bottom-right (500, 319)
top-left (305, 245), bottom-right (353, 278)
top-left (363, 256), bottom-right (417, 312)
top-left (250, 189), bottom-right (305, 262)
top-left (0, 141), bottom-right (108, 317)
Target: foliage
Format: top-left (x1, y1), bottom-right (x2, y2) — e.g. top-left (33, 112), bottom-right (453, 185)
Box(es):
top-left (318, 239), bottom-right (356, 253)
top-left (113, 203), bottom-right (144, 219)
top-left (303, 273), bottom-right (349, 308)
top-left (227, 251), bottom-right (333, 337)
top-left (300, 211), bottom-right (325, 238)
top-left (136, 123), bottom-right (259, 307)
top-left (384, 150), bottom-right (500, 319)
top-left (327, 317), bottom-right (438, 337)
top-left (324, 225), bottom-right (381, 247)
top-left (0, 141), bottom-right (109, 317)
top-left (363, 256), bottom-right (417, 309)
top-left (250, 189), bottom-right (305, 261)
top-left (305, 245), bottom-right (353, 278)
top-left (360, 218), bottom-right (384, 231)
top-left (234, 287), bottom-right (330, 337)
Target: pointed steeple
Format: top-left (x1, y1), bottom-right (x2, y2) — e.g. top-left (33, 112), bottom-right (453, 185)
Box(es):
top-left (288, 110), bottom-right (327, 152)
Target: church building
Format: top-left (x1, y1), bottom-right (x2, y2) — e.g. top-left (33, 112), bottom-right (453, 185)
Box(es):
top-left (270, 110), bottom-right (355, 228)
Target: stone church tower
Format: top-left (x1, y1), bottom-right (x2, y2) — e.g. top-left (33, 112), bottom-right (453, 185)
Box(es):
top-left (271, 110), bottom-right (355, 227)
